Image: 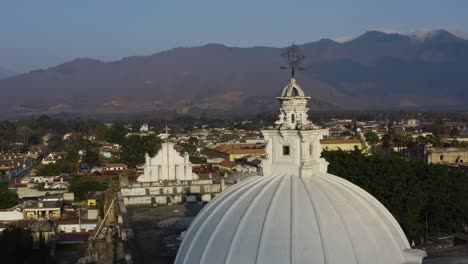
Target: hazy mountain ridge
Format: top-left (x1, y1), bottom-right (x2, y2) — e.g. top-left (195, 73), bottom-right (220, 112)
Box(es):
top-left (0, 67), bottom-right (17, 79)
top-left (0, 30), bottom-right (467, 118)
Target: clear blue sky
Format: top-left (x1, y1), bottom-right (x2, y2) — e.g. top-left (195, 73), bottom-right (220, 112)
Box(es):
top-left (1, 0), bottom-right (467, 72)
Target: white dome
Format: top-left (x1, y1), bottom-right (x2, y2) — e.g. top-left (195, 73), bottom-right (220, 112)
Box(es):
top-left (176, 172), bottom-right (425, 264)
top-left (177, 53), bottom-right (425, 263)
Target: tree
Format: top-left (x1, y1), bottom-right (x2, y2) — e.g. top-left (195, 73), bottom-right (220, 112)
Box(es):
top-left (0, 184), bottom-right (18, 209)
top-left (340, 131), bottom-right (353, 137)
top-left (220, 133), bottom-right (240, 142)
top-left (46, 134), bottom-right (65, 151)
top-left (450, 127), bottom-right (460, 139)
top-left (105, 123), bottom-right (128, 144)
top-left (36, 159), bottom-right (77, 176)
top-left (429, 120), bottom-right (448, 136)
top-left (69, 176), bottom-right (107, 201)
top-left (120, 135), bottom-right (162, 167)
top-left (321, 149), bottom-right (468, 244)
top-left (188, 136), bottom-right (199, 146)
top-left (17, 125), bottom-right (33, 145)
top-left (92, 122), bottom-right (109, 140)
top-left (364, 131), bottom-right (379, 145)
top-left (189, 155), bottom-right (206, 164)
top-left (131, 120), bottom-right (143, 132)
top-left (0, 226), bottom-right (33, 262)
top-left (82, 149), bottom-right (100, 166)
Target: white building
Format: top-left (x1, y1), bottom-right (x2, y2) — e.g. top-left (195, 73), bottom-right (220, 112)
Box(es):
top-left (120, 142), bottom-right (225, 206)
top-left (0, 205), bottom-right (24, 221)
top-left (103, 163), bottom-right (128, 171)
top-left (176, 73), bottom-right (426, 263)
top-left (57, 223), bottom-right (81, 233)
top-left (140, 123), bottom-right (149, 133)
top-left (137, 142), bottom-right (198, 182)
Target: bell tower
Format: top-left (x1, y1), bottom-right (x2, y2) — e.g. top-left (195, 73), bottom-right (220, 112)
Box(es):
top-left (261, 44), bottom-right (329, 177)
top-left (275, 77), bottom-right (311, 130)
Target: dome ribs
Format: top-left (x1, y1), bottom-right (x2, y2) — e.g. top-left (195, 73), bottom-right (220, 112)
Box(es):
top-left (224, 174), bottom-right (283, 264)
top-left (321, 174), bottom-right (407, 263)
top-left (255, 174), bottom-right (289, 264)
top-left (319, 174), bottom-right (382, 263)
top-left (178, 176), bottom-right (265, 264)
top-left (303, 176), bottom-right (358, 263)
top-left (319, 174), bottom-right (380, 263)
top-left (299, 176), bottom-right (328, 264)
top-left (329, 174), bottom-right (410, 249)
top-left (290, 175), bottom-right (295, 264)
top-left (200, 175), bottom-right (274, 263)
top-left (313, 175), bottom-right (360, 264)
top-left (177, 172), bottom-right (425, 264)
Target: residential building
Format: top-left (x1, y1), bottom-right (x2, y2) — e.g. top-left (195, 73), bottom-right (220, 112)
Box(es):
top-left (320, 138), bottom-right (367, 152)
top-left (41, 152), bottom-right (66, 165)
top-left (427, 147), bottom-right (468, 164)
top-left (203, 143), bottom-right (266, 161)
top-left (0, 205), bottom-right (24, 221)
top-left (23, 194), bottom-right (63, 220)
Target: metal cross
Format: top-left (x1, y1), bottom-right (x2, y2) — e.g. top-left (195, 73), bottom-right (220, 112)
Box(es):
top-left (280, 43), bottom-right (305, 78)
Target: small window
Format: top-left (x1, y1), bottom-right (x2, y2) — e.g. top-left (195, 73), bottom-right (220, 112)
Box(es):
top-left (309, 144), bottom-right (312, 155)
top-left (283, 146), bottom-right (290, 156)
top-left (291, 114), bottom-right (295, 123)
top-left (440, 155), bottom-right (444, 161)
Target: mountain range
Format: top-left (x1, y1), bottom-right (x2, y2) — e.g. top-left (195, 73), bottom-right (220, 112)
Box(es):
top-left (0, 29), bottom-right (467, 119)
top-left (0, 67), bottom-right (16, 80)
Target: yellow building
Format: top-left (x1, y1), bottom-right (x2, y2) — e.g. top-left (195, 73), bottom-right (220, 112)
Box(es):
top-left (320, 139), bottom-right (368, 153)
top-left (87, 198), bottom-right (97, 207)
top-left (204, 143), bottom-right (266, 162)
top-left (23, 200), bottom-right (61, 220)
top-left (427, 147), bottom-right (468, 164)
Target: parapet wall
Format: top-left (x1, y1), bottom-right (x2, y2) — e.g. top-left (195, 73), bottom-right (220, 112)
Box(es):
top-left (120, 181), bottom-right (226, 206)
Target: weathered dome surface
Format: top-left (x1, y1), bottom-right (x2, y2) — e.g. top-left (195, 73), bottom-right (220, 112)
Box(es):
top-left (176, 172), bottom-right (425, 264)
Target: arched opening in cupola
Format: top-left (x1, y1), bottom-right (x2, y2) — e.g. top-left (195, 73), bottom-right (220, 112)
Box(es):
top-left (292, 87), bottom-right (300, 96)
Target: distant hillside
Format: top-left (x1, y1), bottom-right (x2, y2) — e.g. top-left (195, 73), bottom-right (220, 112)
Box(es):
top-left (0, 29), bottom-right (468, 118)
top-left (0, 67), bottom-right (16, 80)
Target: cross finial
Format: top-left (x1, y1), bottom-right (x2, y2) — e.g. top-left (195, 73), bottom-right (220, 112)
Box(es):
top-left (280, 43), bottom-right (305, 78)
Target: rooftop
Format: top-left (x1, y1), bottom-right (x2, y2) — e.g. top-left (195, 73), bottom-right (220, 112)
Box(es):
top-left (211, 143), bottom-right (265, 155)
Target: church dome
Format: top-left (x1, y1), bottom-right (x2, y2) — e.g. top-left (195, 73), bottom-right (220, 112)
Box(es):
top-left (175, 172), bottom-right (425, 264)
top-left (176, 44), bottom-right (425, 264)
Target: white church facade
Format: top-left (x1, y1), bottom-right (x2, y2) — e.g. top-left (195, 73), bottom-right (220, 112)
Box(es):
top-left (120, 142), bottom-right (226, 206)
top-left (138, 142), bottom-right (198, 182)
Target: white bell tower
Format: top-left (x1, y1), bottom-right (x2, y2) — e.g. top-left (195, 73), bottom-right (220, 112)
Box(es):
top-left (261, 44), bottom-right (329, 177)
top-left (275, 77), bottom-right (312, 130)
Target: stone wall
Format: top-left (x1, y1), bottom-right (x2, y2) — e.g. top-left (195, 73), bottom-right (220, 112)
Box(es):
top-left (121, 181), bottom-right (225, 206)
